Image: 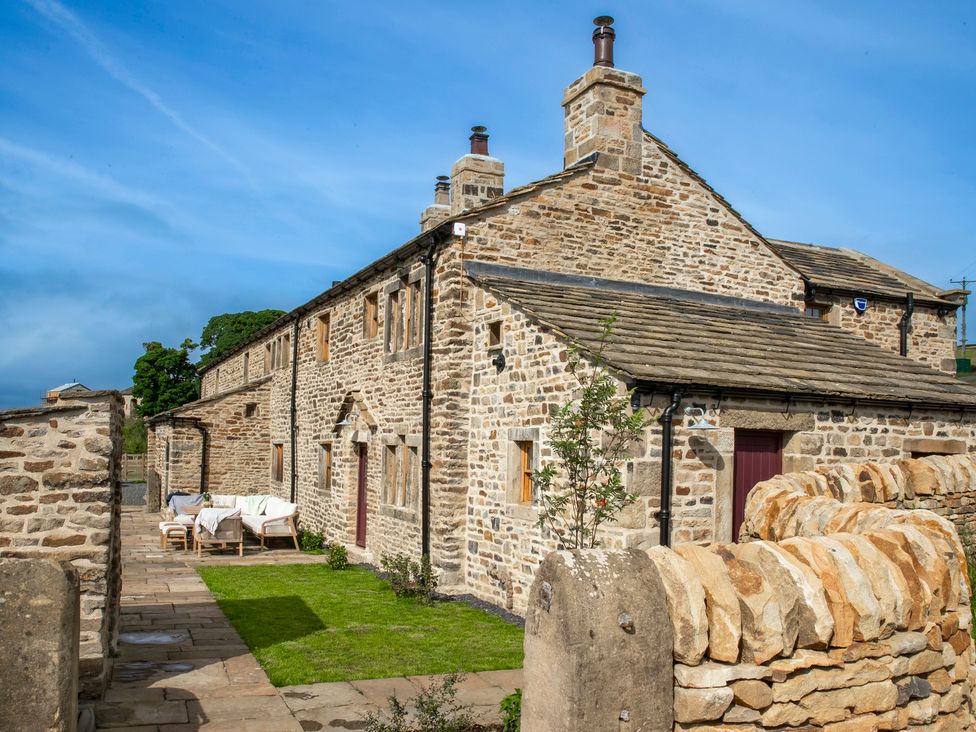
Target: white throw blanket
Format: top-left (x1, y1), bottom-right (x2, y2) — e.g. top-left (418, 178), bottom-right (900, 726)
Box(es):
top-left (195, 507), bottom-right (240, 536)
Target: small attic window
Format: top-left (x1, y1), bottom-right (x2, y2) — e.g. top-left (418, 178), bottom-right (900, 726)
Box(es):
top-left (805, 304), bottom-right (830, 321)
top-left (488, 321), bottom-right (502, 348)
top-left (245, 403), bottom-right (258, 418)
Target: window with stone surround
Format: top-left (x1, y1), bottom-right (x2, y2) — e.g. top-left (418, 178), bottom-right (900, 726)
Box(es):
top-left (264, 343), bottom-right (272, 374)
top-left (245, 403), bottom-right (258, 418)
top-left (507, 428), bottom-right (540, 505)
top-left (316, 313), bottom-right (331, 362)
top-left (268, 334), bottom-right (291, 370)
top-left (382, 435), bottom-right (420, 509)
top-left (363, 292), bottom-right (379, 338)
top-left (272, 443), bottom-right (283, 482)
top-left (319, 442), bottom-right (332, 491)
top-left (804, 304), bottom-right (830, 321)
top-left (384, 272), bottom-right (423, 356)
top-left (243, 352), bottom-right (249, 383)
top-left (488, 320), bottom-right (502, 349)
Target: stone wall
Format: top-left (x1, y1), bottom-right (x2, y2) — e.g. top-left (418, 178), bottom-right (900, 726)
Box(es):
top-left (522, 456), bottom-right (976, 731)
top-left (462, 291), bottom-right (976, 615)
top-left (148, 377), bottom-right (274, 500)
top-left (0, 391), bottom-right (123, 698)
top-left (0, 558), bottom-right (80, 731)
top-left (817, 292), bottom-right (957, 374)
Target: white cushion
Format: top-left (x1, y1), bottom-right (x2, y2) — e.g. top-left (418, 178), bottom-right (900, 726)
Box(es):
top-left (159, 521), bottom-right (184, 531)
top-left (212, 494), bottom-right (236, 508)
top-left (241, 515), bottom-right (266, 533)
top-left (235, 496), bottom-right (250, 511)
top-left (264, 497), bottom-right (296, 520)
top-left (174, 515), bottom-right (194, 526)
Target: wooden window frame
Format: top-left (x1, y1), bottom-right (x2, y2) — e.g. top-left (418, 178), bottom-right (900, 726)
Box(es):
top-left (804, 304), bottom-right (831, 322)
top-left (364, 292), bottom-right (379, 338)
top-left (264, 343), bottom-right (272, 374)
top-left (272, 443), bottom-right (284, 483)
top-left (242, 352), bottom-right (249, 384)
top-left (516, 441), bottom-right (534, 504)
top-left (319, 442), bottom-right (333, 491)
top-left (317, 313), bottom-right (331, 362)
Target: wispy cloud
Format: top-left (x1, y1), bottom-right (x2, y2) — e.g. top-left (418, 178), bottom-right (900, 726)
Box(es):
top-left (23, 0), bottom-right (254, 181)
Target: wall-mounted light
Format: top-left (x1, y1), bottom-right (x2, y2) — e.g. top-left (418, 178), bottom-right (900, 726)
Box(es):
top-left (683, 406), bottom-right (717, 430)
top-left (491, 351), bottom-right (506, 373)
top-left (334, 415), bottom-right (352, 429)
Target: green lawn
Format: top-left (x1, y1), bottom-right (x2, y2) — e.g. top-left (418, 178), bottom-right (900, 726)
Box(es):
top-left (197, 564), bottom-right (524, 686)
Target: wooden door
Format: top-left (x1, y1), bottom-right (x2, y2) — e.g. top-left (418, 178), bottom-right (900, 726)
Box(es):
top-left (355, 444), bottom-right (368, 548)
top-left (732, 430), bottom-right (782, 540)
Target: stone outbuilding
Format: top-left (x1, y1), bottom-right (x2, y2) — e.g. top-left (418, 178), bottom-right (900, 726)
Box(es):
top-left (148, 18), bottom-right (975, 614)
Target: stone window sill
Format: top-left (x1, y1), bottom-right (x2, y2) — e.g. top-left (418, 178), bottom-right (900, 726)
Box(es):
top-left (507, 503), bottom-right (538, 523)
top-left (379, 505), bottom-right (418, 522)
top-left (384, 346), bottom-right (423, 364)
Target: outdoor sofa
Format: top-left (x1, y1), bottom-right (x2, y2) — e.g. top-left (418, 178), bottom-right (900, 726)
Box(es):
top-left (210, 494), bottom-right (300, 550)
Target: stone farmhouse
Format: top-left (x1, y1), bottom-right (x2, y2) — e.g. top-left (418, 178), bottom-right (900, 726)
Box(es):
top-left (147, 18), bottom-right (976, 614)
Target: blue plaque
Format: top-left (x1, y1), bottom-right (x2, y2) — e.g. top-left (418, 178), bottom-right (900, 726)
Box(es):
top-left (852, 297), bottom-right (869, 314)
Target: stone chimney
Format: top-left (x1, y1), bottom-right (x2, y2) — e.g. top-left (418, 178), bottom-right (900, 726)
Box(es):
top-left (450, 126), bottom-right (505, 215)
top-left (420, 175), bottom-right (451, 232)
top-left (562, 16), bottom-right (645, 173)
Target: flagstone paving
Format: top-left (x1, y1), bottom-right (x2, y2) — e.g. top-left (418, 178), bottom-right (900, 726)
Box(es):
top-left (93, 507), bottom-right (520, 731)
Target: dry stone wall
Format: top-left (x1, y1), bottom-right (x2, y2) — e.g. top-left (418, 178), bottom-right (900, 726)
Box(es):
top-left (0, 392), bottom-right (123, 698)
top-left (523, 456), bottom-right (976, 731)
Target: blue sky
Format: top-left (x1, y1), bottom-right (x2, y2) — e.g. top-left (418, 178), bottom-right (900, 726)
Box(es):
top-left (1, 0), bottom-right (974, 408)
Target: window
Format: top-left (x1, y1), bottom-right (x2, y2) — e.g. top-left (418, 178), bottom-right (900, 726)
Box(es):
top-left (245, 403), bottom-right (258, 418)
top-left (317, 313), bottom-right (331, 362)
top-left (268, 334), bottom-right (291, 370)
top-left (488, 321), bottom-right (502, 348)
top-left (242, 352), bottom-right (249, 383)
top-left (214, 368), bottom-right (220, 390)
top-left (805, 305), bottom-right (830, 321)
top-left (385, 278), bottom-right (423, 354)
top-left (383, 437), bottom-right (418, 508)
top-left (516, 441), bottom-right (534, 504)
top-left (364, 293), bottom-right (379, 338)
top-left (319, 442), bottom-right (333, 490)
top-left (272, 444), bottom-right (284, 482)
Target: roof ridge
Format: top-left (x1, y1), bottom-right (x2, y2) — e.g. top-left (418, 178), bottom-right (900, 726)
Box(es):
top-left (463, 261), bottom-right (798, 316)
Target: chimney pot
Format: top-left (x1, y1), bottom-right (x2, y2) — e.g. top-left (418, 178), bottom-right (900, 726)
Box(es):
top-left (592, 16), bottom-right (615, 68)
top-left (469, 125), bottom-right (490, 156)
top-left (433, 175), bottom-right (450, 205)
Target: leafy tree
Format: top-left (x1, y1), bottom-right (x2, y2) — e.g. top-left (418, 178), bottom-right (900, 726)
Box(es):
top-left (197, 310), bottom-right (285, 368)
top-left (132, 339), bottom-right (199, 417)
top-left (122, 416), bottom-right (147, 454)
top-left (535, 316), bottom-right (651, 548)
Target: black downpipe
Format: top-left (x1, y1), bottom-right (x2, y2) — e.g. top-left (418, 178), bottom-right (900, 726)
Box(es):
top-left (419, 234), bottom-right (440, 558)
top-left (191, 420), bottom-right (208, 493)
top-left (289, 319), bottom-right (300, 503)
top-left (657, 391), bottom-right (682, 547)
top-left (899, 292), bottom-right (914, 357)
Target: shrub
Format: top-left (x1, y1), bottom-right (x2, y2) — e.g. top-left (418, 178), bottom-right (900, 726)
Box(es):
top-left (380, 553), bottom-right (438, 603)
top-left (298, 530), bottom-right (325, 553)
top-left (364, 672), bottom-right (472, 732)
top-left (500, 688), bottom-right (521, 732)
top-left (328, 543), bottom-right (349, 570)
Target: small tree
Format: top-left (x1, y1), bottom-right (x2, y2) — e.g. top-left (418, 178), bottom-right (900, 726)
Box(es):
top-left (121, 416), bottom-right (147, 454)
top-left (535, 316), bottom-right (651, 549)
top-left (132, 339), bottom-right (199, 417)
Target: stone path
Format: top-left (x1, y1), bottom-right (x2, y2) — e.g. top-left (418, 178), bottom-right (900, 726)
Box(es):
top-left (92, 508), bottom-right (520, 731)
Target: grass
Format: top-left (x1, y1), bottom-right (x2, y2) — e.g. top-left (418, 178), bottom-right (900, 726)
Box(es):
top-left (197, 564), bottom-right (524, 686)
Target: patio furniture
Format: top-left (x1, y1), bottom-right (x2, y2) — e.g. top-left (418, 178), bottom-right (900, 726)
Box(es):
top-left (211, 494), bottom-right (300, 550)
top-left (158, 521), bottom-right (189, 551)
top-left (193, 509), bottom-right (244, 557)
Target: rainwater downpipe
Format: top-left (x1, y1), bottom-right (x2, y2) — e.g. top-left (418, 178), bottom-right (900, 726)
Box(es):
top-left (289, 319), bottom-right (300, 503)
top-left (657, 391), bottom-right (682, 547)
top-left (191, 420), bottom-right (208, 493)
top-left (419, 231), bottom-right (443, 558)
top-left (899, 292), bottom-right (914, 357)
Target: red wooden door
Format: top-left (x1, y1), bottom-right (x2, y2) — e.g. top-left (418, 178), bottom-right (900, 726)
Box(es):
top-left (732, 431), bottom-right (782, 540)
top-left (355, 444), bottom-right (368, 548)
